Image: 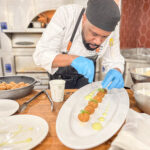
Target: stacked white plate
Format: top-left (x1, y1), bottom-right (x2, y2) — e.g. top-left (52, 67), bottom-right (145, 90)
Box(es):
top-left (0, 99), bottom-right (49, 150)
top-left (0, 99), bottom-right (19, 117)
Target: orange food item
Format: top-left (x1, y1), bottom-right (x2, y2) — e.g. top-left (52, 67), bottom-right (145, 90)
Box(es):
top-left (78, 88), bottom-right (107, 123)
top-left (84, 105), bottom-right (95, 114)
top-left (78, 111), bottom-right (90, 122)
top-left (5, 84), bottom-right (13, 90)
top-left (0, 81), bottom-right (29, 90)
top-left (95, 89), bottom-right (107, 102)
top-left (0, 85), bottom-right (6, 90)
top-left (97, 89), bottom-right (107, 96)
top-left (97, 92), bottom-right (105, 98)
top-left (88, 100), bottom-right (98, 108)
top-left (93, 95), bottom-right (103, 103)
top-left (9, 81), bottom-right (17, 85)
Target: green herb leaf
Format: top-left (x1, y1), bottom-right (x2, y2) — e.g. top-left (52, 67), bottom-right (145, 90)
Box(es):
top-left (98, 88), bottom-right (105, 92)
top-left (89, 99), bottom-right (98, 103)
top-left (80, 110), bottom-right (89, 114)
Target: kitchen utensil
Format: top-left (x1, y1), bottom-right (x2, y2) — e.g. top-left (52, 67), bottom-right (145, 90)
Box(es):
top-left (56, 81), bottom-right (129, 149)
top-left (131, 82), bottom-right (150, 115)
top-left (129, 67), bottom-right (150, 84)
top-left (0, 76), bottom-right (38, 99)
top-left (44, 90), bottom-right (53, 111)
top-left (18, 90), bottom-right (44, 113)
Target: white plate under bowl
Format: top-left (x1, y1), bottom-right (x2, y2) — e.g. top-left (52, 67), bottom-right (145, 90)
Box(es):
top-left (0, 99), bottom-right (19, 117)
top-left (56, 81), bottom-right (129, 149)
top-left (0, 115), bottom-right (49, 150)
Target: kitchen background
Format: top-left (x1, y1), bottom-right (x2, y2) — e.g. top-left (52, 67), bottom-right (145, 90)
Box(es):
top-left (0, 0), bottom-right (150, 89)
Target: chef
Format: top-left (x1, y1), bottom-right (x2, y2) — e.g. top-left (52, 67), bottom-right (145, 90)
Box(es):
top-left (33, 0), bottom-right (124, 89)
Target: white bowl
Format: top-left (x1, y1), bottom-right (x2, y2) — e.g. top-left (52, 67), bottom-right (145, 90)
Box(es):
top-left (132, 82), bottom-right (150, 114)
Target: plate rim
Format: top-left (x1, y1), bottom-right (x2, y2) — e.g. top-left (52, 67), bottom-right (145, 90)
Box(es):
top-left (0, 99), bottom-right (19, 117)
top-left (56, 81), bottom-right (129, 149)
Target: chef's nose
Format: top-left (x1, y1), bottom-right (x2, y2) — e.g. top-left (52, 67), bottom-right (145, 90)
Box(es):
top-left (93, 36), bottom-right (103, 45)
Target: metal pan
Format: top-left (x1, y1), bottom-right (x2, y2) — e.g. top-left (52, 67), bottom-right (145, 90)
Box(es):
top-left (0, 76), bottom-right (38, 99)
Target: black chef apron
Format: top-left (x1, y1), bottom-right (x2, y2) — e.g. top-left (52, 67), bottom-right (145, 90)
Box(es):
top-left (48, 8), bottom-right (99, 89)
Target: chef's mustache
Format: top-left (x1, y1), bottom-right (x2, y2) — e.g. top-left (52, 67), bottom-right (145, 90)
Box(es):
top-left (82, 31), bottom-right (100, 51)
top-left (83, 41), bottom-right (100, 51)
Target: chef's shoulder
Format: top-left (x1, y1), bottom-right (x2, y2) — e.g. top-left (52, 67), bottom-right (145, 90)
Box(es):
top-left (55, 4), bottom-right (83, 20)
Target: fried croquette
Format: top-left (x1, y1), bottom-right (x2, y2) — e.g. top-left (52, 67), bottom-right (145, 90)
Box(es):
top-left (78, 110), bottom-right (90, 122)
top-left (84, 105), bottom-right (95, 114)
top-left (78, 88), bottom-right (107, 122)
top-left (88, 99), bottom-right (98, 108)
top-left (93, 95), bottom-right (103, 103)
top-left (0, 81), bottom-right (29, 90)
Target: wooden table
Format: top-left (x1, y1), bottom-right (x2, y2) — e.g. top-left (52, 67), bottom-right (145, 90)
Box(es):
top-left (16, 89), bottom-right (142, 150)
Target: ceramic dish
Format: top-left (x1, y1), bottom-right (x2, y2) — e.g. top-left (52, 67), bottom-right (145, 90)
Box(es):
top-left (56, 81), bottom-right (129, 149)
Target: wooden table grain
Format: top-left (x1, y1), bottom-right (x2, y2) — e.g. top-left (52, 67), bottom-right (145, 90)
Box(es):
top-left (15, 89), bottom-right (142, 150)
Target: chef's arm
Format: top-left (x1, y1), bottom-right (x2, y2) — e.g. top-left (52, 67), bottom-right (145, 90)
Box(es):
top-left (52, 54), bottom-right (95, 83)
top-left (52, 54), bottom-right (78, 67)
top-left (33, 6), bottom-right (72, 74)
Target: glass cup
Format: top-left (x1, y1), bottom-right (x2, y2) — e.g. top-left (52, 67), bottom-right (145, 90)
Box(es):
top-left (49, 79), bottom-right (66, 102)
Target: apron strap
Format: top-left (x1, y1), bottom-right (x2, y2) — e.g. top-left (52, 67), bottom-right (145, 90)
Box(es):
top-left (67, 8), bottom-right (85, 52)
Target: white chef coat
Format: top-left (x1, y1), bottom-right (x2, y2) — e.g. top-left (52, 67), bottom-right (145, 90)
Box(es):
top-left (33, 4), bottom-right (124, 75)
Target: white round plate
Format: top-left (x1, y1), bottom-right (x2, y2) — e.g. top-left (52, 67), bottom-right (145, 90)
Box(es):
top-left (0, 99), bottom-right (19, 117)
top-left (0, 115), bottom-right (49, 150)
top-left (56, 81), bottom-right (129, 149)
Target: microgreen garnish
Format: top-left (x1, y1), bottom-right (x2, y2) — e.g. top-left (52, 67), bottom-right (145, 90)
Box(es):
top-left (89, 99), bottom-right (98, 103)
top-left (80, 110), bottom-right (89, 114)
top-left (98, 88), bottom-right (105, 92)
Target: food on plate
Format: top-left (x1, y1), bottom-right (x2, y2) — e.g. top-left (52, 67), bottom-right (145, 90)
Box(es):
top-left (84, 105), bottom-right (95, 114)
top-left (88, 99), bottom-right (98, 108)
top-left (0, 81), bottom-right (29, 90)
top-left (93, 95), bottom-right (103, 103)
top-left (93, 88), bottom-right (107, 103)
top-left (78, 110), bottom-right (90, 122)
top-left (78, 88), bottom-right (107, 122)
top-left (92, 122), bottom-right (103, 130)
top-left (97, 88), bottom-right (107, 97)
top-left (85, 90), bottom-right (97, 100)
top-left (98, 117), bottom-right (105, 122)
top-left (102, 112), bottom-right (107, 117)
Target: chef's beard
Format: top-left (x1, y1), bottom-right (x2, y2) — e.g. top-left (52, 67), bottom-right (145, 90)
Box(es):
top-left (82, 31), bottom-right (100, 51)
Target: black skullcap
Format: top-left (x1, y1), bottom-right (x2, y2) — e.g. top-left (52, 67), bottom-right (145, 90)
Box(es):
top-left (86, 0), bottom-right (120, 32)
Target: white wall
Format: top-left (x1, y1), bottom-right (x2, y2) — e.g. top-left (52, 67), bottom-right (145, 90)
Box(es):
top-left (0, 0), bottom-right (88, 30)
top-left (0, 0), bottom-right (88, 50)
top-left (72, 0), bottom-right (87, 7)
top-left (0, 0), bottom-right (74, 30)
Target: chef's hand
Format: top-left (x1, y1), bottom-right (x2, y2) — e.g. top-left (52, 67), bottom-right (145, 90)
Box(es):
top-left (71, 56), bottom-right (94, 83)
top-left (101, 69), bottom-right (124, 90)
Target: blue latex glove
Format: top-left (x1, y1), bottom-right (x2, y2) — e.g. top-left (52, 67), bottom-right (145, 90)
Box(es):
top-left (101, 69), bottom-right (124, 90)
top-left (71, 56), bottom-right (94, 83)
